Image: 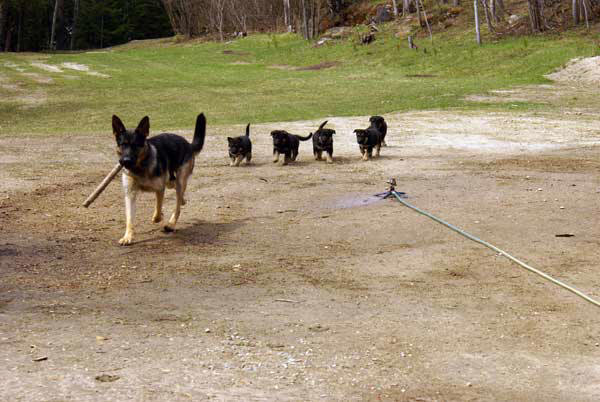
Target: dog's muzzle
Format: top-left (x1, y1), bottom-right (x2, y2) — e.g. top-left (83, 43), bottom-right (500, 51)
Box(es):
top-left (119, 156), bottom-right (135, 169)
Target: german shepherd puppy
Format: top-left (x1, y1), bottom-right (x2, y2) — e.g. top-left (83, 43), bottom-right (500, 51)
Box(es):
top-left (227, 123), bottom-right (252, 166)
top-left (354, 128), bottom-right (382, 161)
top-left (312, 121), bottom-right (336, 164)
top-left (271, 130), bottom-right (312, 165)
top-left (112, 113), bottom-right (206, 245)
top-left (368, 115), bottom-right (388, 146)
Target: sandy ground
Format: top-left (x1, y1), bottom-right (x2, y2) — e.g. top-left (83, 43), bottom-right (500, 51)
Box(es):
top-left (1, 82), bottom-right (600, 401)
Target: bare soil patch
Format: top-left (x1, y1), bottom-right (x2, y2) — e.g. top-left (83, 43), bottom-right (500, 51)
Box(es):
top-left (269, 62), bottom-right (340, 71)
top-left (296, 61), bottom-right (339, 71)
top-left (1, 87), bottom-right (600, 401)
top-left (222, 49), bottom-right (251, 56)
top-left (546, 56), bottom-right (600, 86)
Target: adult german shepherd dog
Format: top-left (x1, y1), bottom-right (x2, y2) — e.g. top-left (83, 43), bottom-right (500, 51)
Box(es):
top-left (112, 113), bottom-right (206, 245)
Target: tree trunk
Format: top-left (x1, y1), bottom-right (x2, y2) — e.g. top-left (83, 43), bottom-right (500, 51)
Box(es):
top-left (50, 0), bottom-right (60, 50)
top-left (494, 0), bottom-right (506, 20)
top-left (17, 4), bottom-right (23, 52)
top-left (100, 13), bottom-right (104, 48)
top-left (582, 0), bottom-right (590, 28)
top-left (474, 0), bottom-right (481, 44)
top-left (392, 0), bottom-right (399, 16)
top-left (283, 0), bottom-right (291, 32)
top-left (527, 0), bottom-right (542, 32)
top-left (70, 0), bottom-right (79, 50)
top-left (403, 0), bottom-right (410, 16)
top-left (0, 2), bottom-right (6, 52)
top-left (416, 0), bottom-right (422, 25)
top-left (301, 0), bottom-right (309, 39)
top-left (480, 0), bottom-right (495, 32)
top-left (572, 0), bottom-right (580, 25)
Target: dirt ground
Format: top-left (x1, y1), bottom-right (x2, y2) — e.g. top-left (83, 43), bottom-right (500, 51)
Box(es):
top-left (2, 82), bottom-right (600, 401)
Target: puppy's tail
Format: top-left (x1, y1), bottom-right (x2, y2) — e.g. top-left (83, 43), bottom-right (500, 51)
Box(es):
top-left (245, 123), bottom-right (250, 137)
top-left (318, 120), bottom-right (328, 131)
top-left (296, 133), bottom-right (313, 141)
top-left (192, 113), bottom-right (206, 154)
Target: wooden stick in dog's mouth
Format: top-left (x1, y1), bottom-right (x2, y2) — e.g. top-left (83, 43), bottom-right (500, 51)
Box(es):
top-left (82, 163), bottom-right (123, 208)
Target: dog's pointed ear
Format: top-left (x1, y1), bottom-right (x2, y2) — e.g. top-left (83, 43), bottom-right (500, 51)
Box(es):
top-left (227, 137), bottom-right (233, 142)
top-left (318, 120), bottom-right (328, 130)
top-left (270, 131), bottom-right (275, 137)
top-left (112, 115), bottom-right (126, 137)
top-left (136, 116), bottom-right (150, 137)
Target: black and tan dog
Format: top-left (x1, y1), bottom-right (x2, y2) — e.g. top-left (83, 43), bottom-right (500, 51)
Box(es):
top-left (227, 123), bottom-right (252, 166)
top-left (368, 115), bottom-right (388, 146)
top-left (112, 113), bottom-right (206, 245)
top-left (354, 127), bottom-right (382, 161)
top-left (312, 120), bottom-right (336, 164)
top-left (271, 130), bottom-right (312, 165)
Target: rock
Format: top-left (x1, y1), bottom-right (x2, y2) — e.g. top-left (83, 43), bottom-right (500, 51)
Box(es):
top-left (309, 324), bottom-right (330, 333)
top-left (315, 38), bottom-right (332, 47)
top-left (95, 374), bottom-right (120, 382)
top-left (324, 26), bottom-right (353, 39)
top-left (375, 5), bottom-right (394, 23)
top-left (508, 14), bottom-right (523, 25)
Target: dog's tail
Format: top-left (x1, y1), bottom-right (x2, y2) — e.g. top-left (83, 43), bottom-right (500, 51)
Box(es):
top-left (191, 113), bottom-right (206, 154)
top-left (318, 120), bottom-right (328, 131)
top-left (245, 123), bottom-right (250, 137)
top-left (296, 133), bottom-right (313, 141)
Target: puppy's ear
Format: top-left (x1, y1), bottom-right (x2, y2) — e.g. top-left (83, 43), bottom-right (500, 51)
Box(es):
top-left (135, 116), bottom-right (150, 137)
top-left (112, 115), bottom-right (126, 137)
top-left (227, 137), bottom-right (233, 143)
top-left (271, 132), bottom-right (275, 137)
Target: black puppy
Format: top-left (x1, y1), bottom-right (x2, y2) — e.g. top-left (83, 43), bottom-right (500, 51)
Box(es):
top-left (368, 116), bottom-right (388, 147)
top-left (227, 123), bottom-right (252, 166)
top-left (354, 128), bottom-right (382, 161)
top-left (271, 130), bottom-right (313, 165)
top-left (312, 120), bottom-right (336, 164)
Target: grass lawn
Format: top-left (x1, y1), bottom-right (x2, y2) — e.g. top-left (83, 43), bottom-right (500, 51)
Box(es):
top-left (0, 25), bottom-right (598, 136)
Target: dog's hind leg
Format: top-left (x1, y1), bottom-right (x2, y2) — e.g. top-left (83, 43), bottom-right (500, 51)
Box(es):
top-left (245, 152), bottom-right (252, 164)
top-left (375, 143), bottom-right (381, 157)
top-left (152, 190), bottom-right (164, 223)
top-left (164, 182), bottom-right (183, 232)
top-left (119, 175), bottom-right (137, 245)
top-left (314, 150), bottom-right (322, 161)
top-left (326, 151), bottom-right (333, 164)
top-left (273, 151), bottom-right (280, 163)
top-left (164, 162), bottom-right (191, 232)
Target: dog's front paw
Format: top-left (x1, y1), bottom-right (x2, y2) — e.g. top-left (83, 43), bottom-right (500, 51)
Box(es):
top-left (119, 234), bottom-right (133, 246)
top-left (152, 213), bottom-right (163, 223)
